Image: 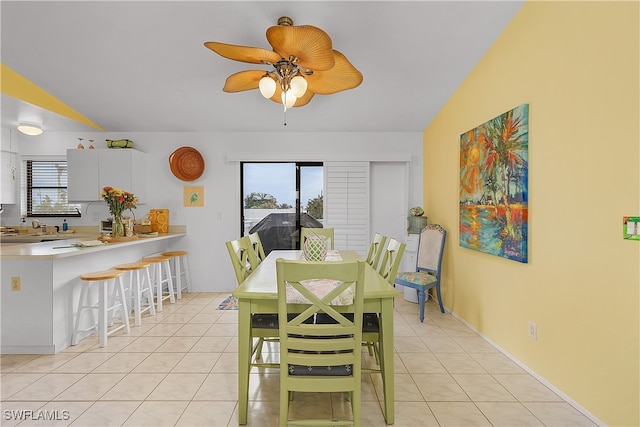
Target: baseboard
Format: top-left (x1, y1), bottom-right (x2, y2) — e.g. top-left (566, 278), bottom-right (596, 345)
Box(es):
top-left (448, 310), bottom-right (606, 427)
top-left (1, 344), bottom-right (55, 354)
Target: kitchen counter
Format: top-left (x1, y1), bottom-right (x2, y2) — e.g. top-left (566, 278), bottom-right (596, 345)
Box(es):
top-left (0, 232), bottom-right (185, 259)
top-left (1, 229), bottom-right (186, 354)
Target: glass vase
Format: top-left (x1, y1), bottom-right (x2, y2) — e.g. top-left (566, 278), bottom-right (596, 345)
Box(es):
top-left (112, 216), bottom-right (125, 238)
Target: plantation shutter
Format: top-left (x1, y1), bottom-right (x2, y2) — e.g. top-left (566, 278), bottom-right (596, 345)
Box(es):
top-left (324, 162), bottom-right (369, 256)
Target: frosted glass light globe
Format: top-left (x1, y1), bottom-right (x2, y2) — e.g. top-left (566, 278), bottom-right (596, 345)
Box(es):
top-left (258, 76), bottom-right (276, 98)
top-left (282, 90), bottom-right (297, 108)
top-left (290, 76), bottom-right (307, 98)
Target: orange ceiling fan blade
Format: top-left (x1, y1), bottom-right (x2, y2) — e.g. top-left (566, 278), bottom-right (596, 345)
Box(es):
top-left (266, 24), bottom-right (335, 71)
top-left (268, 85), bottom-right (315, 107)
top-left (222, 70), bottom-right (265, 92)
top-left (204, 41), bottom-right (281, 65)
top-left (305, 50), bottom-right (363, 95)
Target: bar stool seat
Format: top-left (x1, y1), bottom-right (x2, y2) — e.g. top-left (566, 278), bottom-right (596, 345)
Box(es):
top-left (161, 250), bottom-right (192, 299)
top-left (143, 255), bottom-right (175, 311)
top-left (114, 261), bottom-right (156, 326)
top-left (72, 269), bottom-right (130, 347)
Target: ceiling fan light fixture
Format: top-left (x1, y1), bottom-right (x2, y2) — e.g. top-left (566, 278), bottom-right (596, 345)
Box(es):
top-left (290, 75), bottom-right (307, 98)
top-left (282, 90), bottom-right (297, 109)
top-left (259, 74), bottom-right (277, 98)
top-left (17, 123), bottom-right (43, 136)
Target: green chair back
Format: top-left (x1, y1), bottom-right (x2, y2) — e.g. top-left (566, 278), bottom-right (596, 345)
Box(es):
top-left (300, 227), bottom-right (335, 250)
top-left (247, 232), bottom-right (266, 265)
top-left (225, 236), bottom-right (253, 286)
top-left (378, 237), bottom-right (406, 285)
top-left (365, 233), bottom-right (387, 270)
top-left (276, 258), bottom-right (364, 426)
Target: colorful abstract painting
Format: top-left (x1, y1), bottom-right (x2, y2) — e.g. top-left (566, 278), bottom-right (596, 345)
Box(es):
top-left (459, 104), bottom-right (529, 263)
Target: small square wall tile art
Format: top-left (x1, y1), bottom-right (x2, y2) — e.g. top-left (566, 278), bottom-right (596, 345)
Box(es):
top-left (459, 103), bottom-right (529, 263)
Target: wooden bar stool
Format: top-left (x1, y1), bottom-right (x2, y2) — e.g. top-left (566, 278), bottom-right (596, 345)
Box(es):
top-left (143, 255), bottom-right (175, 311)
top-left (72, 270), bottom-right (130, 347)
top-left (161, 250), bottom-right (192, 299)
top-left (114, 261), bottom-right (156, 326)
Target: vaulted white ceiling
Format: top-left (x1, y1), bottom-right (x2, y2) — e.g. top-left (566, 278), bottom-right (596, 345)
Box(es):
top-left (1, 1), bottom-right (524, 134)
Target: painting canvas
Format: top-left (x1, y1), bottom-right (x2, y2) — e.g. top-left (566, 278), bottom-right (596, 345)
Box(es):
top-left (459, 104), bottom-right (529, 263)
top-left (184, 186), bottom-right (204, 207)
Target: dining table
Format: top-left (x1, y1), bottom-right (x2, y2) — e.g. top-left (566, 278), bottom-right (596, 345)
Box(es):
top-left (232, 249), bottom-right (399, 425)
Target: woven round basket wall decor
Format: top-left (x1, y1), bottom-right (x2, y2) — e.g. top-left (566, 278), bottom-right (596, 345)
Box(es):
top-left (169, 146), bottom-right (205, 181)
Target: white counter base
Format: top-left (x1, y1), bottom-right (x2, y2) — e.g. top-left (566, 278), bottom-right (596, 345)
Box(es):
top-left (1, 233), bottom-right (185, 354)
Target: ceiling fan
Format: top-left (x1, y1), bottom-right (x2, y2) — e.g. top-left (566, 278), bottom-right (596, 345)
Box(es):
top-left (204, 16), bottom-right (363, 112)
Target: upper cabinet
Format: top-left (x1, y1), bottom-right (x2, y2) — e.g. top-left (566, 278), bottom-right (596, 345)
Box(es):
top-left (1, 128), bottom-right (19, 204)
top-left (67, 149), bottom-right (147, 203)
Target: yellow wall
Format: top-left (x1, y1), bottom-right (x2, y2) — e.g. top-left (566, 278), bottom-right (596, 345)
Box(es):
top-left (423, 2), bottom-right (639, 426)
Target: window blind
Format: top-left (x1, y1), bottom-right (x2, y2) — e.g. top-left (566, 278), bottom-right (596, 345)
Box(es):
top-left (25, 160), bottom-right (81, 217)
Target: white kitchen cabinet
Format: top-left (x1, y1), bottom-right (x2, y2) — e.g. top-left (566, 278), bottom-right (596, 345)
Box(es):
top-left (1, 128), bottom-right (19, 204)
top-left (67, 149), bottom-right (147, 203)
top-left (1, 151), bottom-right (18, 204)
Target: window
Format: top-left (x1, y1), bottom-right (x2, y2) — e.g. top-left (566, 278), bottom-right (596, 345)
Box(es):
top-left (23, 160), bottom-right (81, 217)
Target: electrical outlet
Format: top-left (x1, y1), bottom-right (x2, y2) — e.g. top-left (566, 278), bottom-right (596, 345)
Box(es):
top-left (11, 276), bottom-right (21, 292)
top-left (528, 321), bottom-right (537, 340)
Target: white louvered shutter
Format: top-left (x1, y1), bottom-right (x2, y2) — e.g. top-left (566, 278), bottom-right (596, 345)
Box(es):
top-left (324, 162), bottom-right (370, 256)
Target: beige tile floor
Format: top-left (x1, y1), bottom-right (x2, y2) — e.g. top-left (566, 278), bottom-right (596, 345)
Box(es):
top-left (1, 292), bottom-right (597, 427)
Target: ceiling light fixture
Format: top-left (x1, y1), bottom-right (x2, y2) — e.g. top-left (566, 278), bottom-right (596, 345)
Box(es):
top-left (17, 123), bottom-right (43, 136)
top-left (204, 16), bottom-right (362, 125)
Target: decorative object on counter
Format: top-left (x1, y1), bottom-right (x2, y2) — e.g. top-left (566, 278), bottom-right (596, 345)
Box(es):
top-left (149, 209), bottom-right (169, 233)
top-left (62, 219), bottom-right (68, 231)
top-left (100, 186), bottom-right (138, 238)
top-left (77, 137), bottom-right (84, 149)
top-left (105, 138), bottom-right (134, 149)
top-left (302, 232), bottom-right (328, 261)
top-left (407, 207), bottom-right (428, 234)
top-left (169, 146), bottom-right (205, 181)
top-left (88, 140), bottom-right (95, 149)
top-left (184, 186), bottom-right (204, 207)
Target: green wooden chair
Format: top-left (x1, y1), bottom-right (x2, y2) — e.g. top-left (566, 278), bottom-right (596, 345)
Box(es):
top-left (276, 258), bottom-right (365, 427)
top-left (362, 237), bottom-right (406, 368)
top-left (247, 232), bottom-right (266, 265)
top-left (226, 236), bottom-right (278, 365)
top-left (300, 227), bottom-right (335, 250)
top-left (365, 232), bottom-right (387, 270)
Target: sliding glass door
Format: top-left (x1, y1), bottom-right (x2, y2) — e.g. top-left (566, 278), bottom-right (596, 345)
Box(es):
top-left (241, 162), bottom-right (322, 254)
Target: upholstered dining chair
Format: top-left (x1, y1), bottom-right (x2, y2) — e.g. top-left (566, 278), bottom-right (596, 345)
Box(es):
top-left (395, 224), bottom-right (447, 322)
top-left (226, 236), bottom-right (277, 364)
top-left (276, 258), bottom-right (365, 427)
top-left (300, 227), bottom-right (335, 250)
top-left (363, 237), bottom-right (405, 367)
top-left (365, 232), bottom-right (387, 270)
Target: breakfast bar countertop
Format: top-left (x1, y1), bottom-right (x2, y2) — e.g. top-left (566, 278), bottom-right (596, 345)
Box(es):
top-left (0, 231), bottom-right (186, 259)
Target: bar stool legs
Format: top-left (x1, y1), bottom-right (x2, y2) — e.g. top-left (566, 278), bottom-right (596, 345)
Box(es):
top-left (143, 255), bottom-right (175, 312)
top-left (114, 261), bottom-right (156, 326)
top-left (72, 270), bottom-right (130, 347)
top-left (161, 251), bottom-right (192, 299)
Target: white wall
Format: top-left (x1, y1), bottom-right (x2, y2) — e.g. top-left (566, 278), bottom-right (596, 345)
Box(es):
top-left (2, 131), bottom-right (423, 291)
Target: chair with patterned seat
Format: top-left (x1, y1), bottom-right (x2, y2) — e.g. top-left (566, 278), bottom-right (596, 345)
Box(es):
top-left (276, 258), bottom-right (365, 427)
top-left (395, 224), bottom-right (447, 322)
top-left (226, 236), bottom-right (278, 365)
top-left (362, 237), bottom-right (405, 367)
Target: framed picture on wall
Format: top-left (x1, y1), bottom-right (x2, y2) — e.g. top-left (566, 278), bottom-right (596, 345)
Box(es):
top-left (459, 103), bottom-right (529, 263)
